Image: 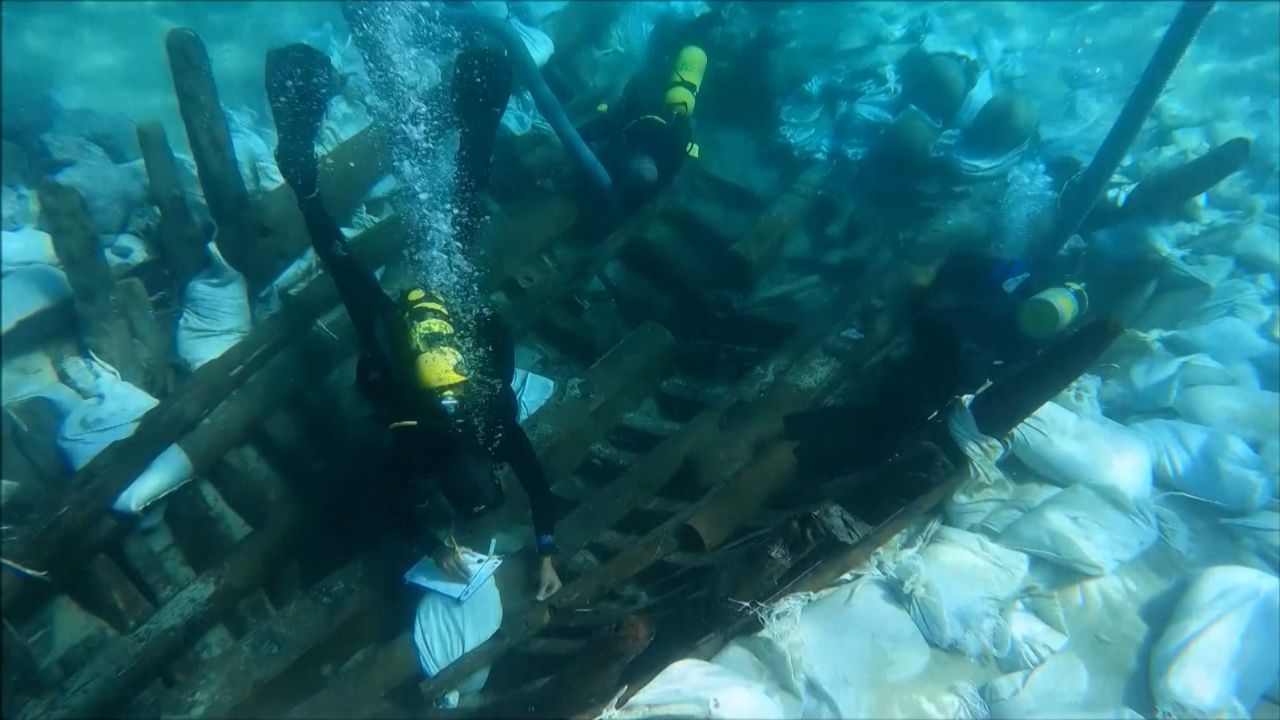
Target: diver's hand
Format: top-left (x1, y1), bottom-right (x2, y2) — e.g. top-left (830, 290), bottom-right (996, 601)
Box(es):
top-left (432, 544), bottom-right (474, 581)
top-left (535, 556), bottom-right (562, 601)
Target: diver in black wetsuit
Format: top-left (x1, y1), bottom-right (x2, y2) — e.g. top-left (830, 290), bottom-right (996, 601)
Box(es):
top-left (576, 40), bottom-right (708, 210)
top-left (784, 135), bottom-right (1252, 481)
top-left (265, 43), bottom-right (563, 600)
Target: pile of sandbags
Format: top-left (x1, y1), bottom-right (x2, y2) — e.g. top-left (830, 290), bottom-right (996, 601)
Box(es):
top-left (54, 355), bottom-right (194, 514)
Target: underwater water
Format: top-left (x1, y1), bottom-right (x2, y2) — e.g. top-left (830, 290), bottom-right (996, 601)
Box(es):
top-left (1, 1), bottom-right (1278, 719)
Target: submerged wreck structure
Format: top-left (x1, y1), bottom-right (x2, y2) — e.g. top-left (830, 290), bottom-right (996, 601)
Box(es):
top-left (3, 2), bottom-right (1277, 718)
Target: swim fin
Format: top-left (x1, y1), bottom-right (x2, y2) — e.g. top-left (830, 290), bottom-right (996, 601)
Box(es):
top-left (266, 43), bottom-right (339, 196)
top-left (453, 47), bottom-right (514, 198)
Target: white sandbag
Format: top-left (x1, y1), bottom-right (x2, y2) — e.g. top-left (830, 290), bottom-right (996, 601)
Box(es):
top-left (1155, 316), bottom-right (1273, 365)
top-left (709, 636), bottom-right (804, 718)
top-left (226, 107), bottom-right (285, 195)
top-left (103, 232), bottom-right (152, 273)
top-left (944, 394), bottom-right (1013, 530)
top-left (1, 227), bottom-right (72, 333)
top-left (317, 94), bottom-right (374, 157)
top-left (53, 156), bottom-right (148, 235)
top-left (611, 659), bottom-right (785, 720)
top-left (1189, 277), bottom-right (1273, 329)
top-left (945, 471), bottom-right (1014, 530)
top-left (412, 574), bottom-right (503, 695)
top-left (255, 248), bottom-right (321, 320)
top-left (500, 90), bottom-right (552, 137)
top-left (717, 581), bottom-right (934, 717)
top-left (176, 243), bottom-right (250, 371)
top-left (798, 578), bottom-right (933, 688)
top-left (889, 526), bottom-right (1029, 660)
top-left (1219, 508), bottom-right (1280, 571)
top-left (983, 652), bottom-right (1089, 720)
top-left (999, 484), bottom-right (1159, 576)
top-left (2, 186), bottom-right (39, 231)
top-left (1053, 373), bottom-right (1104, 420)
top-left (2, 226), bottom-right (60, 270)
top-left (2, 351), bottom-right (63, 406)
top-left (110, 444), bottom-right (195, 514)
top-left (1218, 504), bottom-right (1280, 571)
top-left (1150, 565), bottom-right (1280, 718)
top-left (1, 265), bottom-right (71, 333)
top-left (1131, 419), bottom-right (1272, 514)
top-left (1098, 352), bottom-right (1234, 416)
top-left (511, 16), bottom-right (554, 68)
top-left (55, 356), bottom-right (195, 513)
top-left (976, 482), bottom-right (1062, 537)
top-left (1173, 384), bottom-right (1280, 447)
top-left (1008, 401), bottom-right (1153, 503)
top-left (512, 369), bottom-right (555, 423)
top-left (1263, 439), bottom-right (1280, 483)
top-left (996, 601), bottom-right (1068, 673)
top-left (57, 357), bottom-right (161, 470)
top-left (1230, 215), bottom-right (1280, 272)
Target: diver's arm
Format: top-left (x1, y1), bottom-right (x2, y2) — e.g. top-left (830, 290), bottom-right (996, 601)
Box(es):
top-left (495, 400), bottom-right (559, 556)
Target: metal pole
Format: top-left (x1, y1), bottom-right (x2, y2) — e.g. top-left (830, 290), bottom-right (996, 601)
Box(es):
top-left (1040, 0), bottom-right (1215, 261)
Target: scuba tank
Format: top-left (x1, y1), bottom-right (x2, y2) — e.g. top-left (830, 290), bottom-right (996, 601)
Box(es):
top-left (1017, 282), bottom-right (1089, 340)
top-left (664, 45), bottom-right (707, 118)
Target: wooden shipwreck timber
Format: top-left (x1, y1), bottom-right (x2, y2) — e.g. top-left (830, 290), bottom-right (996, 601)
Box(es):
top-left (1, 29), bottom-right (1119, 720)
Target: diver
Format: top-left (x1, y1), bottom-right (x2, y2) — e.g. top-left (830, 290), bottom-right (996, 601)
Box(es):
top-left (785, 132), bottom-right (1254, 481)
top-left (576, 42), bottom-right (708, 210)
top-left (264, 43), bottom-right (564, 600)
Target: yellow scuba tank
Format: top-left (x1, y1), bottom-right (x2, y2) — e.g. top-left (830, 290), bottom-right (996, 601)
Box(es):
top-left (402, 288), bottom-right (470, 390)
top-left (664, 46), bottom-right (707, 118)
top-left (1017, 282), bottom-right (1089, 340)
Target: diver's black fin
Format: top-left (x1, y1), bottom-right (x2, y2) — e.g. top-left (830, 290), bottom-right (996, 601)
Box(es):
top-left (265, 43), bottom-right (338, 193)
top-left (453, 47), bottom-right (514, 195)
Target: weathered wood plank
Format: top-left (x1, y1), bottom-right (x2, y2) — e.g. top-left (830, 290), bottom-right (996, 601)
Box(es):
top-left (159, 559), bottom-right (373, 718)
top-left (0, 215), bottom-right (400, 612)
top-left (63, 554), bottom-right (157, 635)
top-left (114, 277), bottom-right (170, 397)
top-left (165, 28), bottom-right (263, 288)
top-left (524, 321), bottom-right (673, 481)
top-left (38, 180), bottom-right (145, 386)
top-left (724, 164), bottom-right (827, 290)
top-left (136, 121), bottom-right (208, 290)
top-left (17, 509), bottom-right (304, 720)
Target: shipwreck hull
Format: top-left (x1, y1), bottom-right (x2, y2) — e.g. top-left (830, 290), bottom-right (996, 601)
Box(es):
top-left (0, 28), bottom-right (1104, 720)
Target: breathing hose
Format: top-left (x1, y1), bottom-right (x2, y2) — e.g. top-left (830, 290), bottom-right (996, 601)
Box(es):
top-left (440, 2), bottom-right (621, 215)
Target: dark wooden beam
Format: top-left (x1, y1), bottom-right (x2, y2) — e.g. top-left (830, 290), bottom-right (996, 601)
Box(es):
top-left (136, 121), bottom-right (209, 290)
top-left (165, 28), bottom-right (263, 289)
top-left (37, 180), bottom-right (145, 387)
top-left (17, 509), bottom-right (304, 720)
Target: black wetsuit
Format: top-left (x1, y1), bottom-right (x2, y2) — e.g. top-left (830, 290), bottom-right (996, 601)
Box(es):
top-left (270, 42), bottom-right (560, 563)
top-left (292, 190), bottom-right (560, 560)
top-left (577, 63), bottom-right (696, 209)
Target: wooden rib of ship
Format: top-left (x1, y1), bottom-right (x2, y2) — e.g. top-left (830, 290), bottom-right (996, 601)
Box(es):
top-left (1, 28), bottom-right (1097, 720)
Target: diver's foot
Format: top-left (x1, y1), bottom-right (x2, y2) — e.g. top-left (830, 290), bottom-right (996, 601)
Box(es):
top-left (265, 43), bottom-right (338, 194)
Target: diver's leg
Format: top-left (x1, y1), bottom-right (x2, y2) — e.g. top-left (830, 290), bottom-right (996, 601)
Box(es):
top-left (266, 43), bottom-right (395, 352)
